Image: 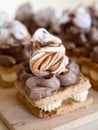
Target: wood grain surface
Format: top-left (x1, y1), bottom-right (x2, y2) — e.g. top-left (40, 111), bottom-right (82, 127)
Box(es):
top-left (0, 87), bottom-right (98, 130)
top-left (0, 0), bottom-right (98, 129)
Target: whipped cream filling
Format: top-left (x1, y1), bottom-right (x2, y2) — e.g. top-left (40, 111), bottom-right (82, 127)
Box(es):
top-left (40, 100), bottom-right (62, 112)
top-left (40, 90), bottom-right (88, 112)
top-left (71, 90), bottom-right (88, 102)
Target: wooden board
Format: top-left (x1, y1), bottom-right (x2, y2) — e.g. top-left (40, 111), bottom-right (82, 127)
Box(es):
top-left (0, 87), bottom-right (98, 130)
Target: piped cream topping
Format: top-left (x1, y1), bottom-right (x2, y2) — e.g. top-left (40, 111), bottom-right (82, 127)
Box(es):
top-left (31, 28), bottom-right (62, 44)
top-left (30, 28), bottom-right (69, 77)
top-left (71, 90), bottom-right (88, 102)
top-left (40, 90), bottom-right (88, 112)
top-left (40, 100), bottom-right (62, 112)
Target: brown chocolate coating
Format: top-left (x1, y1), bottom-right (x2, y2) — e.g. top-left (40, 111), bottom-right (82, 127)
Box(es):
top-left (17, 60), bottom-right (80, 100)
top-left (0, 44), bottom-right (30, 67)
top-left (0, 54), bottom-right (16, 66)
top-left (58, 61), bottom-right (79, 86)
top-left (25, 75), bottom-right (60, 100)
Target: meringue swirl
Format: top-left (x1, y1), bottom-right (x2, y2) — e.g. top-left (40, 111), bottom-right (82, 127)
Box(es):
top-left (30, 28), bottom-right (69, 77)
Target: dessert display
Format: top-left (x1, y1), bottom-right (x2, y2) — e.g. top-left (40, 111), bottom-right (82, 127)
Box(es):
top-left (15, 28), bottom-right (93, 118)
top-left (78, 4), bottom-right (98, 90)
top-left (15, 3), bottom-right (62, 35)
top-left (0, 12), bottom-right (31, 88)
top-left (59, 5), bottom-right (92, 57)
top-left (15, 2), bottom-right (38, 35)
top-left (57, 4), bottom-right (98, 90)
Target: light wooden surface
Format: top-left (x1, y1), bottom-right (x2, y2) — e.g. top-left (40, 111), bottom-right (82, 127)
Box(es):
top-left (0, 87), bottom-right (98, 130)
top-left (0, 0), bottom-right (98, 130)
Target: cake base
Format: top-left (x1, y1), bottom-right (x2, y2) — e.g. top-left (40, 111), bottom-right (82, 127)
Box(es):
top-left (78, 57), bottom-right (98, 91)
top-left (17, 91), bottom-right (93, 118)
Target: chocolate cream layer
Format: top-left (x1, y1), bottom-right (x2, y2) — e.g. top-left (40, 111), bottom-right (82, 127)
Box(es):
top-left (18, 60), bottom-right (80, 100)
top-left (0, 42), bottom-right (30, 67)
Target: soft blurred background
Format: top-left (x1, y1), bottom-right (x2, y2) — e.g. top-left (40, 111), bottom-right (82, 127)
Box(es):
top-left (0, 0), bottom-right (98, 130)
top-left (0, 0), bottom-right (98, 17)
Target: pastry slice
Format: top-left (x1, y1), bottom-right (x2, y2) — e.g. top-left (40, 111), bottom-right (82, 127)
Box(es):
top-left (78, 55), bottom-right (98, 90)
top-left (0, 12), bottom-right (31, 88)
top-left (58, 4), bottom-right (98, 90)
top-left (15, 28), bottom-right (93, 118)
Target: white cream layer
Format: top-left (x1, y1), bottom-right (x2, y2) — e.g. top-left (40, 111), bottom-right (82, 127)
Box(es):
top-left (40, 100), bottom-right (62, 112)
top-left (31, 28), bottom-right (62, 44)
top-left (30, 28), bottom-right (69, 76)
top-left (71, 90), bottom-right (88, 102)
top-left (40, 90), bottom-right (88, 112)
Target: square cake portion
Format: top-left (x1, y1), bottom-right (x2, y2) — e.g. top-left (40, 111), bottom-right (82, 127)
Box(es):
top-left (15, 28), bottom-right (93, 118)
top-left (58, 4), bottom-right (98, 90)
top-left (0, 12), bottom-right (31, 88)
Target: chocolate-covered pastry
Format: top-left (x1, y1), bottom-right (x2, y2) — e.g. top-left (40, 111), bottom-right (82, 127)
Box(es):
top-left (16, 5), bottom-right (62, 34)
top-left (15, 28), bottom-right (93, 118)
top-left (0, 12), bottom-right (31, 88)
top-left (15, 2), bottom-right (38, 35)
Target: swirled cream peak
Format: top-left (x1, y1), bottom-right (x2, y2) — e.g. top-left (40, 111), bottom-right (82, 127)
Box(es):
top-left (0, 20), bottom-right (30, 45)
top-left (31, 28), bottom-right (62, 44)
top-left (30, 28), bottom-right (69, 77)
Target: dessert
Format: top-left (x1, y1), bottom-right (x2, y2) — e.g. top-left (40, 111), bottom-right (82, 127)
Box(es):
top-left (59, 5), bottom-right (92, 57)
top-left (15, 28), bottom-right (93, 118)
top-left (0, 12), bottom-right (31, 88)
top-left (58, 4), bottom-right (98, 90)
top-left (78, 3), bottom-right (98, 90)
top-left (15, 2), bottom-right (38, 35)
top-left (15, 4), bottom-right (62, 34)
